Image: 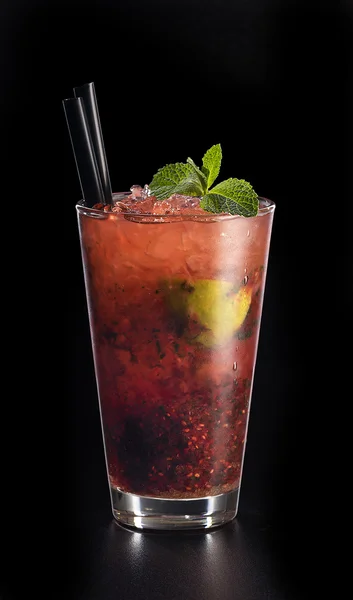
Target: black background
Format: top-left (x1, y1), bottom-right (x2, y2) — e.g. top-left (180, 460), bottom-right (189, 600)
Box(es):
top-left (1, 0), bottom-right (352, 598)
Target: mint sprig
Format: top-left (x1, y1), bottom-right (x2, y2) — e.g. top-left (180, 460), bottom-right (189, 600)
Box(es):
top-left (202, 179), bottom-right (258, 217)
top-left (201, 144), bottom-right (222, 188)
top-left (149, 144), bottom-right (259, 217)
top-left (148, 162), bottom-right (204, 200)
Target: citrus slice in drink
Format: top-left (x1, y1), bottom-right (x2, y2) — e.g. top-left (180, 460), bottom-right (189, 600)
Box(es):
top-left (164, 279), bottom-right (252, 347)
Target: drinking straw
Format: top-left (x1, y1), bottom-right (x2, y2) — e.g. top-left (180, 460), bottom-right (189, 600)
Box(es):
top-left (63, 96), bottom-right (104, 207)
top-left (73, 82), bottom-right (112, 205)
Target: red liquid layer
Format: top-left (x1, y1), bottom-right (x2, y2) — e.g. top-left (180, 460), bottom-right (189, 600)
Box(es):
top-left (78, 201), bottom-right (273, 498)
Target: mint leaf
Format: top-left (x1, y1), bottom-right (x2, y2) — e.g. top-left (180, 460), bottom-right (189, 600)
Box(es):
top-left (149, 162), bottom-right (204, 200)
top-left (201, 144), bottom-right (222, 188)
top-left (200, 178), bottom-right (259, 217)
top-left (186, 157), bottom-right (208, 194)
top-left (149, 145), bottom-right (259, 217)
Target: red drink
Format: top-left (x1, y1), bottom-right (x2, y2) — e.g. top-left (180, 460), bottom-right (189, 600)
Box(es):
top-left (77, 190), bottom-right (275, 528)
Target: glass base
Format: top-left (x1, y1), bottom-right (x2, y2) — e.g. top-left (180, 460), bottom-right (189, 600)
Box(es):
top-left (111, 487), bottom-right (239, 530)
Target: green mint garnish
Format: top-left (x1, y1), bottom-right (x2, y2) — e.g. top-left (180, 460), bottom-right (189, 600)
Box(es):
top-left (149, 144), bottom-right (259, 217)
top-left (201, 179), bottom-right (258, 217)
top-left (148, 162), bottom-right (204, 200)
top-left (186, 157), bottom-right (208, 190)
top-left (201, 144), bottom-right (222, 188)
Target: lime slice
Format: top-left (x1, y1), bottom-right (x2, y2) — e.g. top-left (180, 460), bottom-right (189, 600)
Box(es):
top-left (164, 279), bottom-right (252, 347)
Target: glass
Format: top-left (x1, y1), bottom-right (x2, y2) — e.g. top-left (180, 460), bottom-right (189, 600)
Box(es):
top-left (76, 193), bottom-right (275, 530)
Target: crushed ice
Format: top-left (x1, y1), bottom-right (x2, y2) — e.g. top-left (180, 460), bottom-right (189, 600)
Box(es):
top-left (152, 195), bottom-right (201, 215)
top-left (113, 188), bottom-right (205, 216)
top-left (129, 184), bottom-right (151, 201)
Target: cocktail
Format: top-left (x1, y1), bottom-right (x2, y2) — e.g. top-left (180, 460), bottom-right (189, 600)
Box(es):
top-left (64, 84), bottom-right (275, 530)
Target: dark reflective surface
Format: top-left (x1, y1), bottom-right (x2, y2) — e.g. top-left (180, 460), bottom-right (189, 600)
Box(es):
top-left (66, 508), bottom-right (307, 600)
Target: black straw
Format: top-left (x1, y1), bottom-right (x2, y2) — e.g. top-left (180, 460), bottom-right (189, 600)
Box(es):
top-left (63, 96), bottom-right (105, 207)
top-left (73, 82), bottom-right (112, 205)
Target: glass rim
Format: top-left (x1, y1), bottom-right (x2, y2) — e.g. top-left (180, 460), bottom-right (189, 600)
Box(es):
top-left (76, 194), bottom-right (276, 221)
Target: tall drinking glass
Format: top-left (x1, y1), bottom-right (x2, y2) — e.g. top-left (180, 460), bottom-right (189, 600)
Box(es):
top-left (76, 193), bottom-right (275, 530)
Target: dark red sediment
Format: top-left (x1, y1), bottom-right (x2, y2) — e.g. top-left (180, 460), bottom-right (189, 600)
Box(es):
top-left (93, 268), bottom-right (265, 499)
